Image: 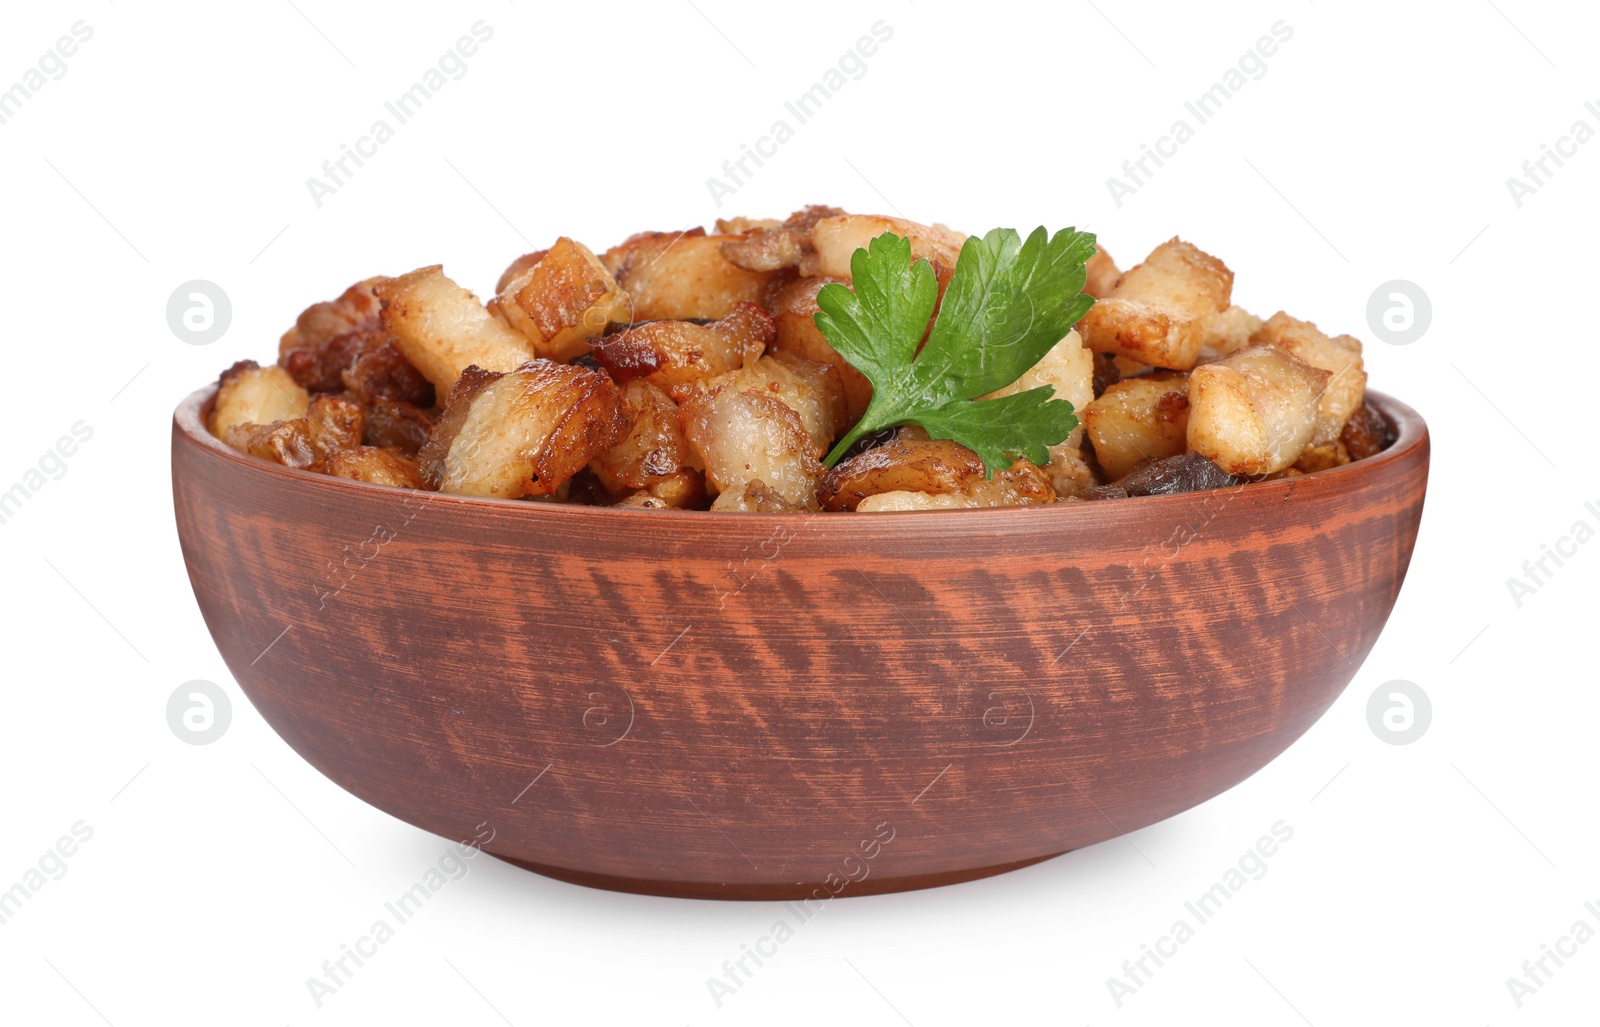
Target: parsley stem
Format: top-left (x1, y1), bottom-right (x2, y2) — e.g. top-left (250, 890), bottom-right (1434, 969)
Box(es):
top-left (823, 398), bottom-right (905, 467)
top-left (823, 425), bottom-right (872, 468)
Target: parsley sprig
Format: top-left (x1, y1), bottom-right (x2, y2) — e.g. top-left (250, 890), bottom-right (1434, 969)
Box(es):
top-left (814, 227), bottom-right (1097, 476)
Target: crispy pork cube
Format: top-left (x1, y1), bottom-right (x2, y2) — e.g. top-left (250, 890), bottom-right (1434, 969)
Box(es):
top-left (495, 249), bottom-right (548, 294)
top-left (375, 266), bottom-right (538, 394)
top-left (1078, 238), bottom-right (1232, 370)
top-left (601, 230), bottom-right (781, 320)
top-left (717, 205), bottom-right (846, 272)
top-left (769, 275), bottom-right (874, 422)
top-left (589, 380), bottom-right (695, 493)
top-left (819, 430), bottom-right (984, 511)
top-left (277, 277), bottom-right (387, 387)
top-left (326, 447), bottom-right (425, 489)
top-left (492, 237), bottom-right (630, 362)
top-left (1250, 312), bottom-right (1367, 445)
top-left (1186, 345), bottom-right (1330, 476)
top-left (1084, 246), bottom-right (1121, 299)
top-left (418, 360), bottom-right (632, 498)
top-left (680, 382), bottom-right (824, 507)
top-left (221, 394), bottom-right (364, 471)
top-left (1197, 305), bottom-right (1264, 359)
top-left (1083, 373), bottom-right (1191, 481)
top-left (801, 214), bottom-right (967, 282)
top-left (275, 277), bottom-right (436, 409)
top-left (590, 302), bottom-right (773, 390)
top-left (210, 361), bottom-right (310, 436)
top-left (701, 352), bottom-right (846, 459)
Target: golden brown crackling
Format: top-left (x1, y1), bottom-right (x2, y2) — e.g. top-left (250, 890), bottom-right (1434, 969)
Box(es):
top-left (590, 380), bottom-right (694, 493)
top-left (1078, 237), bottom-right (1232, 370)
top-left (590, 303), bottom-right (774, 390)
top-left (601, 230), bottom-right (780, 321)
top-left (326, 447), bottom-right (425, 489)
top-left (221, 394), bottom-right (365, 472)
top-left (818, 432), bottom-right (987, 512)
top-left (418, 360), bottom-right (632, 499)
top-left (717, 205), bottom-right (847, 272)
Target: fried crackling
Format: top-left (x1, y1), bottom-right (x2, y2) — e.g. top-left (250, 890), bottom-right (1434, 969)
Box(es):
top-left (1078, 238), bottom-right (1233, 370)
top-left (276, 277), bottom-right (434, 409)
top-left (819, 430), bottom-right (984, 512)
top-left (1083, 374), bottom-right (1191, 481)
top-left (418, 360), bottom-right (632, 498)
top-left (495, 249), bottom-right (548, 295)
top-left (1250, 312), bottom-right (1367, 446)
top-left (590, 302), bottom-right (773, 390)
top-left (375, 267), bottom-right (538, 395)
top-left (714, 217), bottom-right (783, 234)
top-left (1186, 345), bottom-right (1331, 476)
top-left (601, 229), bottom-right (782, 320)
top-left (1292, 440), bottom-right (1352, 474)
top-left (680, 380), bottom-right (824, 507)
top-left (801, 214), bottom-right (967, 289)
top-left (210, 361), bottom-right (311, 436)
top-left (221, 394), bottom-right (364, 472)
top-left (326, 447), bottom-right (426, 489)
top-left (336, 331), bottom-right (435, 409)
top-left (701, 351), bottom-right (846, 460)
top-left (1197, 305), bottom-right (1265, 360)
top-left (277, 278), bottom-right (388, 389)
top-left (589, 380), bottom-right (695, 492)
top-left (717, 205), bottom-right (847, 272)
top-left (492, 238), bottom-right (631, 362)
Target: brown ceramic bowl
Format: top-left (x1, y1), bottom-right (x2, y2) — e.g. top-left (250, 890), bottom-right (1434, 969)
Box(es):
top-left (172, 386), bottom-right (1428, 900)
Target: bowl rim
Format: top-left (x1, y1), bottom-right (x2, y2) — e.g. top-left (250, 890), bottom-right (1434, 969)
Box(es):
top-left (173, 384), bottom-right (1428, 527)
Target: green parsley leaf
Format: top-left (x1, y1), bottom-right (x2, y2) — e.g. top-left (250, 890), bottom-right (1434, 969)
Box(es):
top-left (814, 226), bottom-right (1097, 476)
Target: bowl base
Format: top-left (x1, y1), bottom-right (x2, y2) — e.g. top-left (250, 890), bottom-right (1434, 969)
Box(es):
top-left (491, 851), bottom-right (1067, 901)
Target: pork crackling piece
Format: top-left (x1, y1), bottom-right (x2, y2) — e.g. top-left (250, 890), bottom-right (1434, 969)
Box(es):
top-left (1185, 344), bottom-right (1330, 476)
top-left (376, 267), bottom-right (538, 395)
top-left (418, 360), bottom-right (632, 499)
top-left (1078, 237), bottom-right (1232, 370)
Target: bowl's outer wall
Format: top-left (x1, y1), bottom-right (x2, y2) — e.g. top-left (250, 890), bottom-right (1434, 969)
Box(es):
top-left (172, 390), bottom-right (1429, 898)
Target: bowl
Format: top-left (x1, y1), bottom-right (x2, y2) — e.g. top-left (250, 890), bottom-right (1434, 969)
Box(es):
top-left (172, 386), bottom-right (1428, 899)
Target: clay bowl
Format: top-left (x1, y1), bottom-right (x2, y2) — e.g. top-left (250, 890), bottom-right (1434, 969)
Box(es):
top-left (172, 387), bottom-right (1428, 900)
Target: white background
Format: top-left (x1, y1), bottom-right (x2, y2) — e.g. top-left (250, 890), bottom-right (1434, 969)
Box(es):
top-left (2, 1), bottom-right (1595, 1024)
